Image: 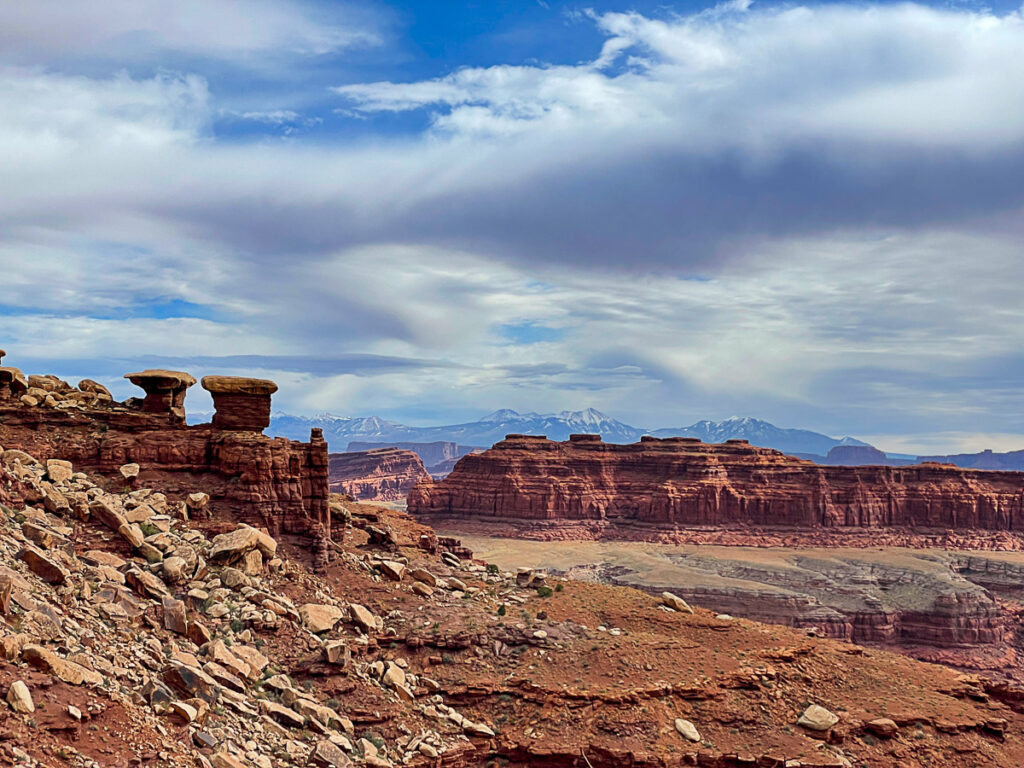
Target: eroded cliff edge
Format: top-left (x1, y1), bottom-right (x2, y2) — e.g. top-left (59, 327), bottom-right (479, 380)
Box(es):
top-left (329, 448), bottom-right (431, 502)
top-left (0, 362), bottom-right (330, 537)
top-left (409, 433), bottom-right (1024, 534)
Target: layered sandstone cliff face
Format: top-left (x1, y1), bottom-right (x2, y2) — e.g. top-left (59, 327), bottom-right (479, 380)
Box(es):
top-left (346, 441), bottom-right (484, 478)
top-left (0, 363), bottom-right (329, 537)
top-left (329, 448), bottom-right (430, 501)
top-left (410, 434), bottom-right (1024, 532)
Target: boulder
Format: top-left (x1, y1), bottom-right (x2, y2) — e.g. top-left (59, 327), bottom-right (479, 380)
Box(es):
top-left (674, 718), bottom-right (701, 742)
top-left (210, 753), bottom-right (248, 768)
top-left (209, 527), bottom-right (261, 562)
top-left (21, 645), bottom-right (103, 686)
top-left (662, 592), bottom-right (694, 614)
top-left (6, 681), bottom-right (34, 713)
top-left (259, 699), bottom-right (305, 728)
top-left (18, 546), bottom-right (70, 585)
top-left (379, 560), bottom-right (405, 581)
top-left (866, 718), bottom-right (899, 738)
top-left (299, 604), bottom-right (344, 633)
top-left (409, 568), bottom-right (437, 587)
top-left (163, 596), bottom-right (188, 635)
top-left (45, 459), bottom-right (73, 484)
top-left (309, 739), bottom-right (352, 767)
top-left (798, 704), bottom-right (840, 732)
top-left (89, 498), bottom-right (127, 531)
top-left (348, 604), bottom-right (377, 632)
top-left (324, 641), bottom-right (350, 667)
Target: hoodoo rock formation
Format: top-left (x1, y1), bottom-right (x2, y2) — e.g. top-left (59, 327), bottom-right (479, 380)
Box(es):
top-left (0, 357), bottom-right (329, 537)
top-left (409, 434), bottom-right (1024, 535)
top-left (329, 448), bottom-right (431, 502)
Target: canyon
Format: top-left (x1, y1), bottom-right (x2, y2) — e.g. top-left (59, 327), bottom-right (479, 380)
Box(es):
top-left (7, 360), bottom-right (1024, 766)
top-left (413, 433), bottom-right (1024, 679)
top-left (328, 448), bottom-right (430, 502)
top-left (455, 535), bottom-right (1024, 682)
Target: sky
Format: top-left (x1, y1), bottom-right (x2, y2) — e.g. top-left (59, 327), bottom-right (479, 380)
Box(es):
top-left (4, 0), bottom-right (1024, 454)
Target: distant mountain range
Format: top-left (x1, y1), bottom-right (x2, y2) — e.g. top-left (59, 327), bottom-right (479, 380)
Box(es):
top-left (268, 409), bottom-right (874, 457)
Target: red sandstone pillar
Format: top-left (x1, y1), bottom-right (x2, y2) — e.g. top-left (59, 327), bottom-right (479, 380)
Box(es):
top-left (309, 427), bottom-right (331, 540)
top-left (200, 376), bottom-right (278, 432)
top-left (124, 369), bottom-right (196, 423)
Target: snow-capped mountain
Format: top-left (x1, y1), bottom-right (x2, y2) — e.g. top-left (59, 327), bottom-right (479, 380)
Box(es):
top-left (268, 409), bottom-right (874, 456)
top-left (648, 417), bottom-right (870, 457)
top-left (269, 413), bottom-right (408, 445)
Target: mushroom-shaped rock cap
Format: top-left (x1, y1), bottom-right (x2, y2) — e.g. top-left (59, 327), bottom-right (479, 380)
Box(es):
top-left (201, 376), bottom-right (278, 396)
top-left (123, 369), bottom-right (195, 420)
top-left (0, 349), bottom-right (5, 362)
top-left (124, 369), bottom-right (197, 389)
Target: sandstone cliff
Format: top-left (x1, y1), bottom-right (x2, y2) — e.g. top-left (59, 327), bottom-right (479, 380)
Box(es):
top-left (409, 433), bottom-right (1024, 533)
top-left (329, 448), bottom-right (430, 502)
top-left (0, 362), bottom-right (330, 537)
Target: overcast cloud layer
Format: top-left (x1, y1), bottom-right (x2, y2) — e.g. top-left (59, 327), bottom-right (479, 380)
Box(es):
top-left (3, 0), bottom-right (1024, 453)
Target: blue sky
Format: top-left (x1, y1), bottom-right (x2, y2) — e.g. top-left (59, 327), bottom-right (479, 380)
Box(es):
top-left (4, 0), bottom-right (1024, 453)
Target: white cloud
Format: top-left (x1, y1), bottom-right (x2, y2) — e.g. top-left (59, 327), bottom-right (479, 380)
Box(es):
top-left (0, 69), bottom-right (209, 160)
top-left (5, 3), bottom-right (1024, 450)
top-left (337, 3), bottom-right (1024, 150)
top-left (0, 1), bottom-right (379, 64)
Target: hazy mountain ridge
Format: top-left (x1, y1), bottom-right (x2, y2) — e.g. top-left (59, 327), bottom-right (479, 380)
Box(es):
top-left (268, 409), bottom-right (875, 456)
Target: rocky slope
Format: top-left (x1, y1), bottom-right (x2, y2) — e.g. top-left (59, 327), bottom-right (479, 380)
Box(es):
top-left (409, 434), bottom-right (1024, 536)
top-left (329, 449), bottom-right (430, 502)
top-left (5, 446), bottom-right (1024, 767)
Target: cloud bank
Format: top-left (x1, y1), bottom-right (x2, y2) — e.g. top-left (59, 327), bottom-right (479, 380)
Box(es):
top-left (3, 0), bottom-right (1024, 452)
